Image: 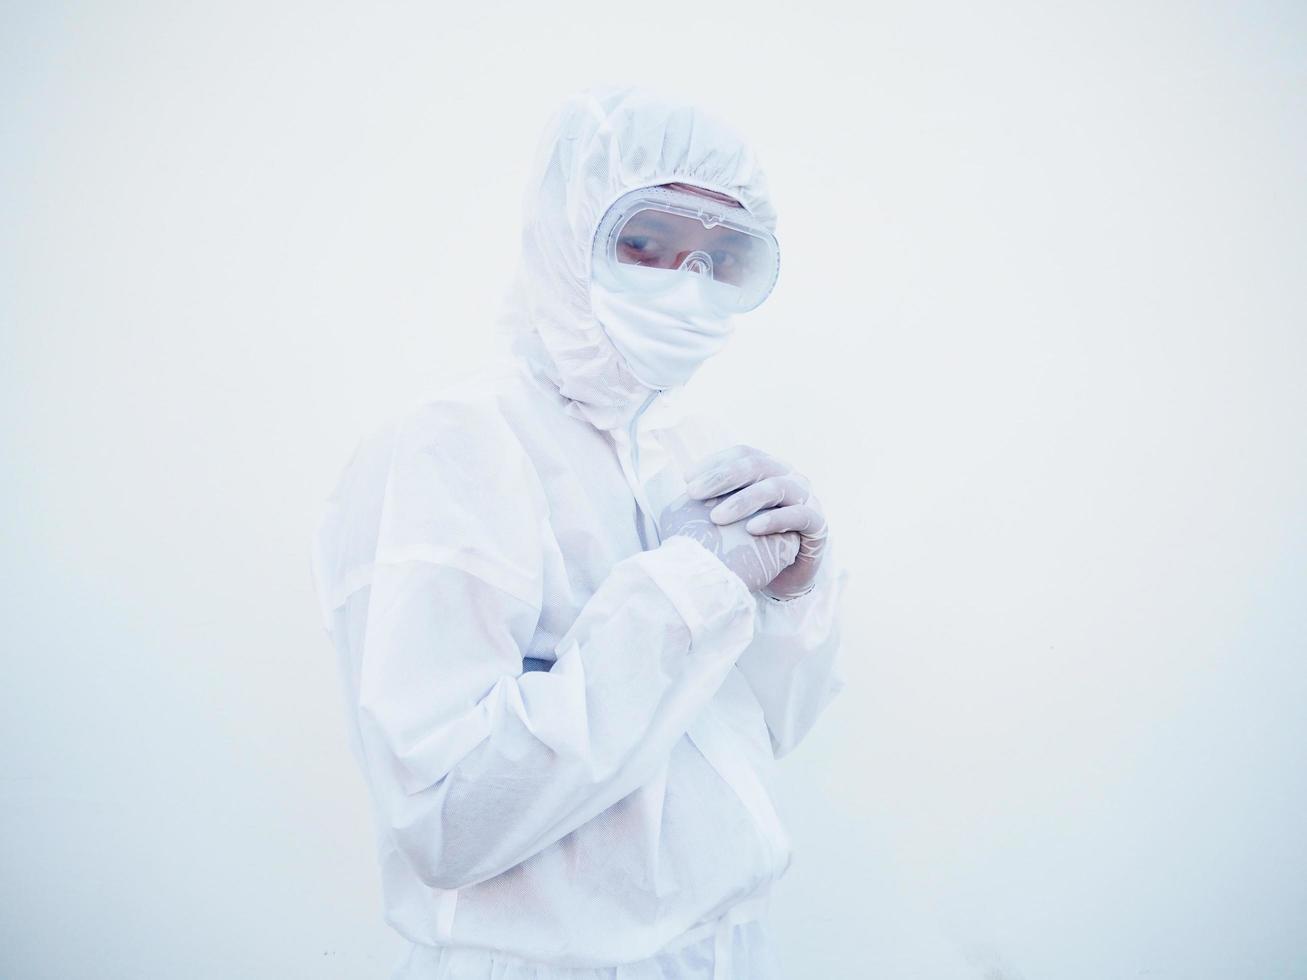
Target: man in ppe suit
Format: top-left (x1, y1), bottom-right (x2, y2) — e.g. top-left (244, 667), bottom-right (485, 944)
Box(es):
top-left (312, 85), bottom-right (850, 980)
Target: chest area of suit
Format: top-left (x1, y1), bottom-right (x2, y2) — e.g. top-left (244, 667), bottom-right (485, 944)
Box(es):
top-left (513, 419), bottom-right (692, 653)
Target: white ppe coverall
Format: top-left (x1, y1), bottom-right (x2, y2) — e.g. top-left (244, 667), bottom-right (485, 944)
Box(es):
top-left (312, 85), bottom-right (850, 980)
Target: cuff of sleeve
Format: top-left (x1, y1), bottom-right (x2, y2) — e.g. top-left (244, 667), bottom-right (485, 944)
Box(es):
top-left (636, 534), bottom-right (756, 646)
top-left (761, 582), bottom-right (817, 603)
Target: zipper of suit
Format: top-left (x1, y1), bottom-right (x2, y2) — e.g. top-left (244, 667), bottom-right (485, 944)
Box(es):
top-left (627, 388), bottom-right (662, 550)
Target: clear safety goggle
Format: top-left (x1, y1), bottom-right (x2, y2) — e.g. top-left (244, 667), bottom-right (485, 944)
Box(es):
top-left (591, 185), bottom-right (780, 313)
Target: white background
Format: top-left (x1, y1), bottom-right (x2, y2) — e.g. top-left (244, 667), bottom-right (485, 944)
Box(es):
top-left (3, 2), bottom-right (1305, 978)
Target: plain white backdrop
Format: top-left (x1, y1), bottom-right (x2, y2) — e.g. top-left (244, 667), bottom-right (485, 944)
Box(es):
top-left (3, 2), bottom-right (1305, 978)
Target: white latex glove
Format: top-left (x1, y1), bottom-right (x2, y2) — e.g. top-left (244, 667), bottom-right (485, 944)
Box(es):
top-left (684, 445), bottom-right (830, 600)
top-left (657, 492), bottom-right (800, 594)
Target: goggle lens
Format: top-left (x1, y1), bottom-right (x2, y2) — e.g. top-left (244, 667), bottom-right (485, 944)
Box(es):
top-left (593, 187), bottom-right (779, 313)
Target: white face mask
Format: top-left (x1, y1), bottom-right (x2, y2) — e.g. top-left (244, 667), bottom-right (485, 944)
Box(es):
top-left (590, 269), bottom-right (737, 391)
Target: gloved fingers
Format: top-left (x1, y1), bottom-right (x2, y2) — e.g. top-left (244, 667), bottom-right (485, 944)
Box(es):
top-left (707, 522), bottom-right (799, 592)
top-left (685, 445), bottom-right (790, 499)
top-left (707, 474), bottom-right (810, 525)
top-left (768, 538), bottom-right (799, 567)
top-left (762, 530), bottom-right (802, 574)
top-left (744, 503), bottom-right (828, 538)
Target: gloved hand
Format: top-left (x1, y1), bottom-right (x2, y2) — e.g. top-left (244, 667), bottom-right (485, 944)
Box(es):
top-left (658, 492), bottom-right (800, 594)
top-left (684, 445), bottom-right (830, 600)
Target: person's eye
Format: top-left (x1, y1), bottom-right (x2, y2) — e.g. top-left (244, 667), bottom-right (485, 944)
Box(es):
top-left (618, 236), bottom-right (664, 265)
top-left (711, 250), bottom-right (739, 269)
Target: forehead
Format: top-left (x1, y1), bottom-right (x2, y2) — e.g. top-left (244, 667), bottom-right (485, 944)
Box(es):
top-left (621, 213), bottom-right (745, 251)
top-left (660, 181), bottom-right (743, 207)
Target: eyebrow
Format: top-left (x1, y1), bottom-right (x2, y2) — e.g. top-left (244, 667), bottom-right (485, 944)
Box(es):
top-left (623, 214), bottom-right (678, 235)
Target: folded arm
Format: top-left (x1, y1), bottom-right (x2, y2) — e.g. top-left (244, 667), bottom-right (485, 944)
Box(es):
top-left (314, 401), bottom-right (758, 891)
top-left (733, 530), bottom-right (849, 759)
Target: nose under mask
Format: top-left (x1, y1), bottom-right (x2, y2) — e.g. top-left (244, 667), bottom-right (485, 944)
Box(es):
top-left (590, 268), bottom-right (737, 391)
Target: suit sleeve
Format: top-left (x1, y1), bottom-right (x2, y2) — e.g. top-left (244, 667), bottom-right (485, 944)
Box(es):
top-left (732, 514), bottom-right (850, 760)
top-left (312, 400), bottom-right (757, 891)
top-left (658, 412), bottom-right (851, 761)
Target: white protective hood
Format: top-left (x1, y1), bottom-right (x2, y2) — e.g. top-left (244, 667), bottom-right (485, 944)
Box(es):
top-left (497, 85), bottom-right (778, 434)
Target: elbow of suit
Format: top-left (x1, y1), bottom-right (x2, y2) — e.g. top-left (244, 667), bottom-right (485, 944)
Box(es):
top-left (391, 814), bottom-right (489, 891)
top-left (409, 858), bottom-right (467, 892)
top-left (411, 857), bottom-right (480, 892)
top-left (769, 718), bottom-right (809, 761)
top-left (769, 671), bottom-right (846, 761)
top-left (770, 730), bottom-right (795, 761)
top-left (387, 779), bottom-right (528, 891)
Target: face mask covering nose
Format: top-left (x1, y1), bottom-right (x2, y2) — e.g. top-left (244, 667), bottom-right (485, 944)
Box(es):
top-left (590, 268), bottom-right (737, 391)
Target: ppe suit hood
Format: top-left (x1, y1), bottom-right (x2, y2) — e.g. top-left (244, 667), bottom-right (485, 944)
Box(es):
top-left (497, 85), bottom-right (778, 433)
